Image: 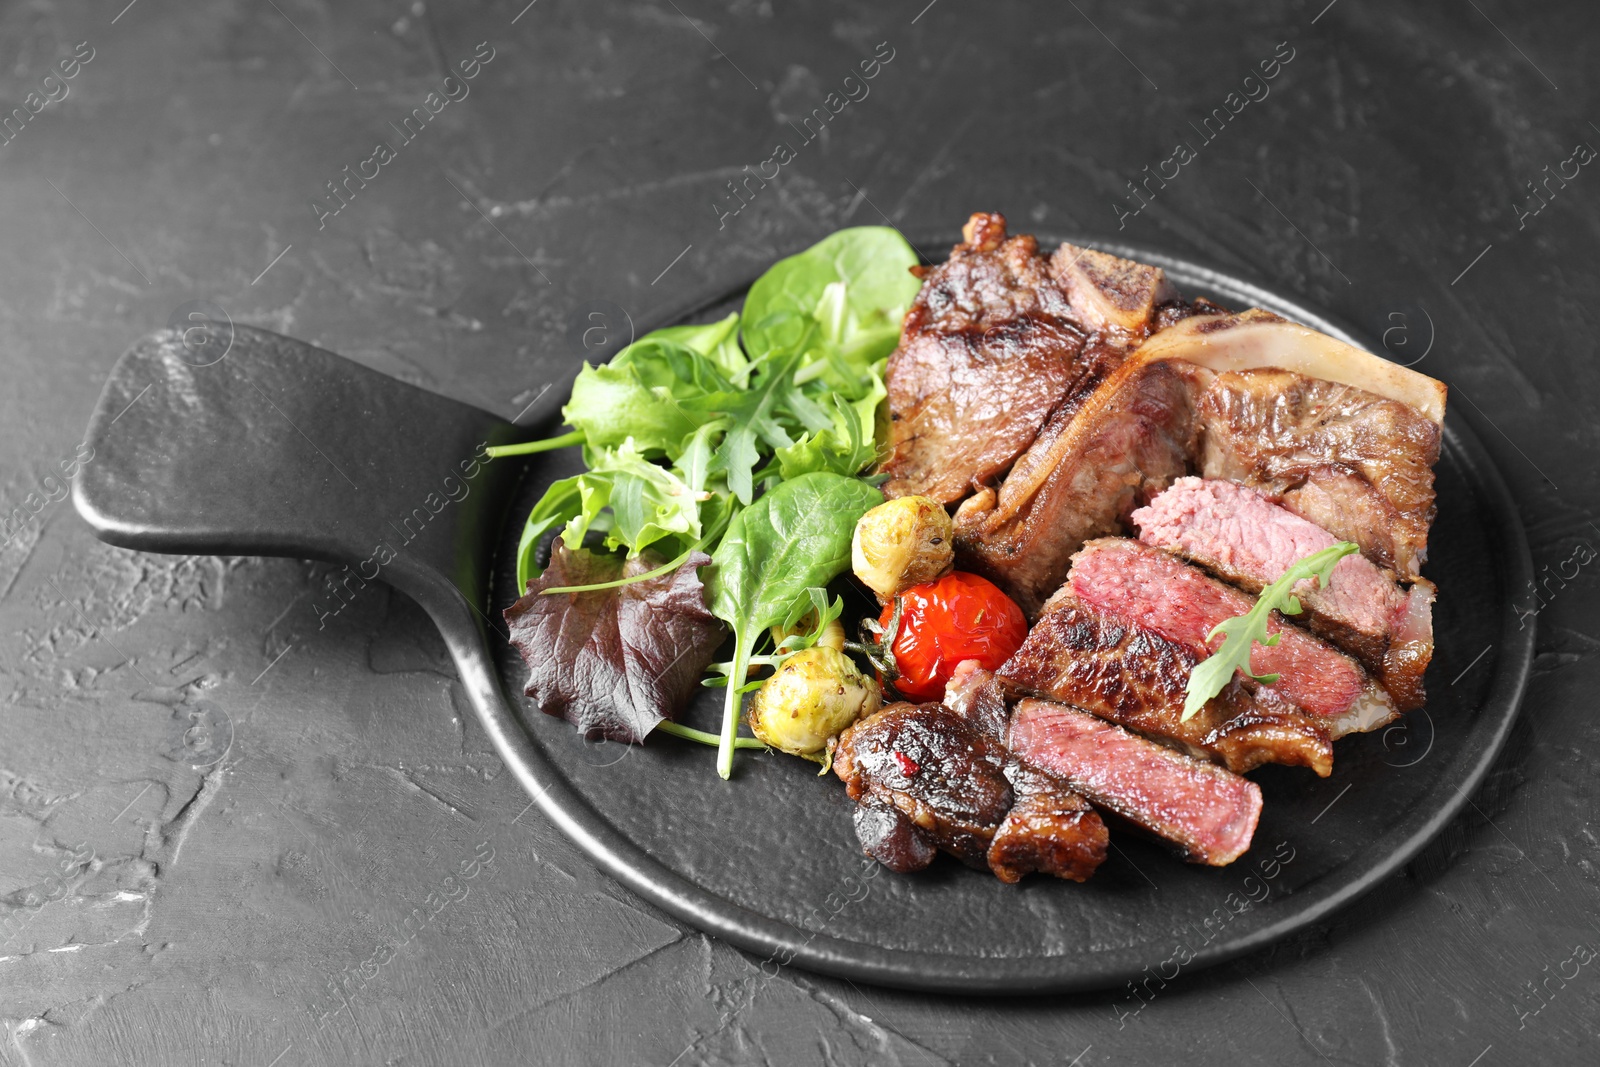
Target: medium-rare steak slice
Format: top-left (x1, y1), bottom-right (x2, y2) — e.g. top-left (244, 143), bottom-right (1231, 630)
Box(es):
top-left (1197, 368), bottom-right (1442, 581)
top-left (1067, 538), bottom-right (1397, 737)
top-left (998, 593), bottom-right (1334, 776)
top-left (881, 213), bottom-right (1185, 505)
top-left (1132, 477), bottom-right (1436, 710)
top-left (1008, 698), bottom-right (1262, 866)
top-left (832, 689), bottom-right (1107, 883)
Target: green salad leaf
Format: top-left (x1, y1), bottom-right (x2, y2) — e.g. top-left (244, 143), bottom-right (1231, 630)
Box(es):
top-left (1181, 541), bottom-right (1361, 721)
top-left (643, 311), bottom-right (747, 377)
top-left (708, 472), bottom-right (884, 778)
top-left (742, 227), bottom-right (920, 377)
top-left (770, 371), bottom-right (886, 480)
top-left (563, 339), bottom-right (736, 458)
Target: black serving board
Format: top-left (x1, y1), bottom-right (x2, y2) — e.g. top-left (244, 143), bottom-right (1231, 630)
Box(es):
top-left (486, 238), bottom-right (1534, 993)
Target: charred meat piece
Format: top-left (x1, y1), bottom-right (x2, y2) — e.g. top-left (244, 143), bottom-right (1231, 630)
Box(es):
top-left (1009, 698), bottom-right (1263, 866)
top-left (954, 354), bottom-right (1201, 616)
top-left (1196, 368), bottom-right (1442, 581)
top-left (988, 761), bottom-right (1113, 883)
top-left (1132, 477), bottom-right (1435, 710)
top-left (1067, 538), bottom-right (1397, 736)
top-left (881, 213), bottom-right (1188, 506)
top-left (881, 213), bottom-right (1099, 504)
top-left (1049, 242), bottom-right (1179, 338)
top-left (833, 693), bottom-right (1107, 883)
top-left (998, 592), bottom-right (1334, 776)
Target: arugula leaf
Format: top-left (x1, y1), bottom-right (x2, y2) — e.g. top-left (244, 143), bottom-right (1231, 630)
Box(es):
top-left (1181, 542), bottom-right (1361, 721)
top-left (699, 347), bottom-right (808, 505)
top-left (771, 369), bottom-right (886, 479)
top-left (707, 472), bottom-right (884, 778)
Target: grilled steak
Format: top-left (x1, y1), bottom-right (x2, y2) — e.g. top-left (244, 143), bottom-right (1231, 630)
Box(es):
top-left (918, 300), bottom-right (1448, 619)
top-left (1008, 698), bottom-right (1263, 866)
top-left (953, 355), bottom-right (1201, 615)
top-left (1051, 241), bottom-right (1181, 338)
top-left (1132, 477), bottom-right (1436, 710)
top-left (881, 213), bottom-right (1096, 504)
top-left (998, 593), bottom-right (1334, 776)
top-left (1067, 538), bottom-right (1397, 736)
top-left (1196, 368), bottom-right (1441, 581)
top-left (833, 671), bottom-right (1107, 883)
top-left (881, 213), bottom-right (1187, 507)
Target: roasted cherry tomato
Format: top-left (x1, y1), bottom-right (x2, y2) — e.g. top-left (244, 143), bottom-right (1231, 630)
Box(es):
top-left (879, 571), bottom-right (1027, 702)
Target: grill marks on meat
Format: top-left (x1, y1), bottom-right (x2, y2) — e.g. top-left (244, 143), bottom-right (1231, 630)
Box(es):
top-left (882, 214), bottom-right (1096, 503)
top-left (833, 673), bottom-right (1107, 883)
top-left (1051, 242), bottom-right (1179, 338)
top-left (853, 217), bottom-right (1452, 881)
top-left (1133, 477), bottom-right (1435, 710)
top-left (1009, 698), bottom-right (1263, 866)
top-left (881, 213), bottom-right (1185, 507)
top-left (883, 317), bottom-right (1095, 503)
top-left (1197, 369), bottom-right (1441, 580)
top-left (1067, 538), bottom-right (1397, 736)
top-left (998, 594), bottom-right (1334, 776)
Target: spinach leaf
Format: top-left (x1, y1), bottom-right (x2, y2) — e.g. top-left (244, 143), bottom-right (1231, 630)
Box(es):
top-left (742, 227), bottom-right (920, 375)
top-left (707, 471), bottom-right (884, 777)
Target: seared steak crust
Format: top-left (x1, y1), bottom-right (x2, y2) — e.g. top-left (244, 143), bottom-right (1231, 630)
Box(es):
top-left (881, 213), bottom-right (1187, 508)
top-left (954, 355), bottom-right (1200, 615)
top-left (999, 594), bottom-right (1333, 776)
top-left (833, 691), bottom-right (1107, 883)
top-left (881, 214), bottom-right (1095, 503)
top-left (1197, 369), bottom-right (1441, 580)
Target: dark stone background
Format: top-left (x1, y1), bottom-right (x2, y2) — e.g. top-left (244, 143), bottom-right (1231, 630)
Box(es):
top-left (1, 1), bottom-right (1596, 1063)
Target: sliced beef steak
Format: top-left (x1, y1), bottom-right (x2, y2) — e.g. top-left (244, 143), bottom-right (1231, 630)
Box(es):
top-left (833, 677), bottom-right (1107, 883)
top-left (1197, 368), bottom-right (1442, 580)
top-left (998, 593), bottom-right (1334, 776)
top-left (1008, 698), bottom-right (1262, 866)
top-left (937, 308), bottom-right (1447, 616)
top-left (1067, 538), bottom-right (1397, 736)
top-left (1132, 477), bottom-right (1435, 710)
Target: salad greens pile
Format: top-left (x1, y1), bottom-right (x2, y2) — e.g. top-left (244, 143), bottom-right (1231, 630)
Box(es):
top-left (493, 227), bottom-right (922, 777)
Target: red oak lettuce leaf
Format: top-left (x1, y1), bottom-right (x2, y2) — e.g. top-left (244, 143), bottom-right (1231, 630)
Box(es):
top-left (504, 545), bottom-right (724, 743)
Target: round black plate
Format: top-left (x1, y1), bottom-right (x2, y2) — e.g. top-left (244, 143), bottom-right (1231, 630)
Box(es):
top-left (483, 238), bottom-right (1534, 994)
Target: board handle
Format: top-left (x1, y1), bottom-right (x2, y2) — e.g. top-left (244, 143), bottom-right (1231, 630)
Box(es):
top-left (74, 323), bottom-right (525, 653)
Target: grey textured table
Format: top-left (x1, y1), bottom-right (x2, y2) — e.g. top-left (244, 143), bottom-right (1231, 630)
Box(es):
top-left (2, 1), bottom-right (1596, 1064)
